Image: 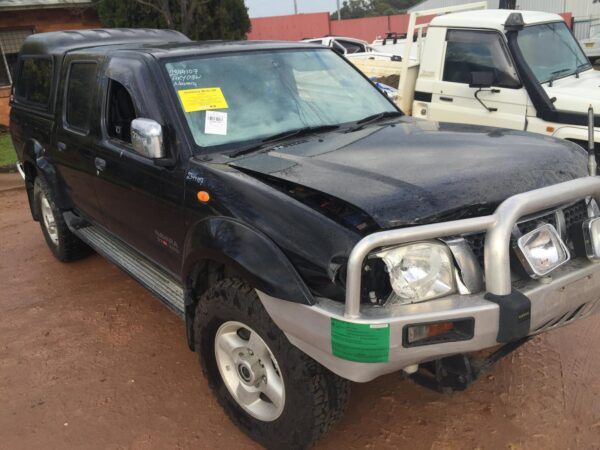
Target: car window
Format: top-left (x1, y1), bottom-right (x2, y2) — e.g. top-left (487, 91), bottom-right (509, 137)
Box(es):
top-left (443, 30), bottom-right (521, 89)
top-left (65, 62), bottom-right (97, 132)
top-left (14, 57), bottom-right (53, 106)
top-left (517, 22), bottom-right (591, 83)
top-left (106, 79), bottom-right (137, 143)
top-left (337, 40), bottom-right (365, 54)
top-left (165, 49), bottom-right (395, 150)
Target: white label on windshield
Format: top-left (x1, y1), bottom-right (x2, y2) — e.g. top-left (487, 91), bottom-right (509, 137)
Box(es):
top-left (205, 111), bottom-right (228, 135)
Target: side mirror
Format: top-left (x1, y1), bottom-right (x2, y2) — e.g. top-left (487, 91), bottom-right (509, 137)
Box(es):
top-left (469, 71), bottom-right (495, 89)
top-left (131, 118), bottom-right (165, 159)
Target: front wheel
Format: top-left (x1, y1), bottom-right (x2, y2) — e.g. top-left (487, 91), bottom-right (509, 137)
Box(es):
top-left (194, 279), bottom-right (350, 450)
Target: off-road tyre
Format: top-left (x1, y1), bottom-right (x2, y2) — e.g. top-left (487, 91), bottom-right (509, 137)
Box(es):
top-left (34, 177), bottom-right (92, 262)
top-left (194, 278), bottom-right (350, 450)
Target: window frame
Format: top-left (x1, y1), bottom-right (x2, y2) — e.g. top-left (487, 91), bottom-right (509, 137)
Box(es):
top-left (0, 28), bottom-right (34, 88)
top-left (63, 60), bottom-right (99, 135)
top-left (0, 41), bottom-right (11, 87)
top-left (102, 77), bottom-right (138, 148)
top-left (441, 28), bottom-right (523, 90)
top-left (13, 55), bottom-right (54, 109)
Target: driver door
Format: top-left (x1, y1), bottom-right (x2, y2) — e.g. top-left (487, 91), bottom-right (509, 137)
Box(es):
top-left (91, 64), bottom-right (186, 276)
top-left (429, 29), bottom-right (528, 131)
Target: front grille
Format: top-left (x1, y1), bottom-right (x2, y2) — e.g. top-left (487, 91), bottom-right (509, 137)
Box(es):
top-left (564, 200), bottom-right (588, 229)
top-left (463, 199), bottom-right (589, 270)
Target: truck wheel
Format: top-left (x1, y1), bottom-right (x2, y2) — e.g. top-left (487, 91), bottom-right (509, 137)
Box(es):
top-left (34, 178), bottom-right (91, 262)
top-left (194, 279), bottom-right (350, 450)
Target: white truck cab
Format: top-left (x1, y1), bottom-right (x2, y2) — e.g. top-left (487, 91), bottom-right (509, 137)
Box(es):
top-left (353, 3), bottom-right (600, 149)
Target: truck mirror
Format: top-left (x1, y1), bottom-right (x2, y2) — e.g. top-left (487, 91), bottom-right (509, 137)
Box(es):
top-left (131, 118), bottom-right (165, 160)
top-left (469, 71), bottom-right (495, 89)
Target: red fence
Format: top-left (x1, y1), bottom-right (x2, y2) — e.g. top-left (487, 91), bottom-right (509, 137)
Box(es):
top-left (248, 11), bottom-right (574, 44)
top-left (248, 13), bottom-right (331, 41)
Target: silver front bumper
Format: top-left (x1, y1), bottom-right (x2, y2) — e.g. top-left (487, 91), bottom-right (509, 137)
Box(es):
top-left (259, 177), bottom-right (600, 382)
top-left (259, 258), bottom-right (600, 382)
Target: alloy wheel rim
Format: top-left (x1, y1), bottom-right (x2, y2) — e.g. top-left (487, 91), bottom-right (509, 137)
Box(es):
top-left (41, 194), bottom-right (59, 245)
top-left (214, 320), bottom-right (285, 422)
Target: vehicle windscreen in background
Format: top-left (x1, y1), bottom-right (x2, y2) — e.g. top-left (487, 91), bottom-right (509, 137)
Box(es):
top-left (517, 22), bottom-right (591, 84)
top-left (165, 49), bottom-right (395, 149)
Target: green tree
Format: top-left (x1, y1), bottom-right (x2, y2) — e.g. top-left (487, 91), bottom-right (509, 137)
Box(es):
top-left (93, 0), bottom-right (251, 40)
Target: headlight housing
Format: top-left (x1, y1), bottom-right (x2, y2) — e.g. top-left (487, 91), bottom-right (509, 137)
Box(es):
top-left (583, 217), bottom-right (600, 261)
top-left (515, 224), bottom-right (570, 278)
top-left (376, 241), bottom-right (456, 304)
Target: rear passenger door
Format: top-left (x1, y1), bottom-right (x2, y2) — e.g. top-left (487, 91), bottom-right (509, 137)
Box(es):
top-left (53, 58), bottom-right (102, 219)
top-left (429, 29), bottom-right (528, 130)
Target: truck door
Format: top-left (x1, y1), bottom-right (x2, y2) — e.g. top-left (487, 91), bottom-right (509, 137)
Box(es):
top-left (429, 29), bottom-right (528, 130)
top-left (90, 61), bottom-right (185, 276)
top-left (53, 59), bottom-right (103, 219)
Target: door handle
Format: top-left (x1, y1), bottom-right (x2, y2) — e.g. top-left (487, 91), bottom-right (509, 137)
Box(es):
top-left (440, 96), bottom-right (454, 102)
top-left (95, 157), bottom-right (106, 172)
top-left (57, 141), bottom-right (67, 152)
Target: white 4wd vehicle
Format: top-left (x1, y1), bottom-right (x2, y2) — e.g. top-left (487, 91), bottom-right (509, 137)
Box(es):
top-left (580, 31), bottom-right (600, 63)
top-left (353, 3), bottom-right (600, 150)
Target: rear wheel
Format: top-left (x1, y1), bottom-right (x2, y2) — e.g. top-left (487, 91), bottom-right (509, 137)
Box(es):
top-left (194, 279), bottom-right (350, 450)
top-left (34, 177), bottom-right (92, 262)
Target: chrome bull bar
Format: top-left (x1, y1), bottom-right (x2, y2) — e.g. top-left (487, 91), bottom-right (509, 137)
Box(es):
top-left (344, 177), bottom-right (600, 319)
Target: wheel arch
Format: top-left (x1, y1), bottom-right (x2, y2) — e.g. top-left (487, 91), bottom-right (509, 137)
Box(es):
top-left (181, 217), bottom-right (314, 350)
top-left (21, 138), bottom-right (72, 218)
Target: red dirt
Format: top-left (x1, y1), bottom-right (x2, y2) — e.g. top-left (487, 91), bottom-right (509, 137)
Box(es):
top-left (1, 187), bottom-right (599, 450)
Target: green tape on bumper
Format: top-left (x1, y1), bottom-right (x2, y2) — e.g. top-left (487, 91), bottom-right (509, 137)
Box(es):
top-left (331, 318), bottom-right (390, 363)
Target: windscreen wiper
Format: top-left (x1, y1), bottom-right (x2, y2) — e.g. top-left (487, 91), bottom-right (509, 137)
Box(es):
top-left (230, 124), bottom-right (340, 158)
top-left (575, 62), bottom-right (591, 78)
top-left (548, 68), bottom-right (571, 87)
top-left (346, 110), bottom-right (403, 132)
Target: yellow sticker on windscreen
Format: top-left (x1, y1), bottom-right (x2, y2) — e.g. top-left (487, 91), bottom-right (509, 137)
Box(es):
top-left (178, 87), bottom-right (228, 112)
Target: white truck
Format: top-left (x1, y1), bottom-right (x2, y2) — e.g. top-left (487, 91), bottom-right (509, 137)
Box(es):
top-left (352, 2), bottom-right (600, 150)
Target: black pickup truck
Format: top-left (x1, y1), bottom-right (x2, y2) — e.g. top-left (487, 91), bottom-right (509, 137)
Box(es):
top-left (10, 29), bottom-right (600, 449)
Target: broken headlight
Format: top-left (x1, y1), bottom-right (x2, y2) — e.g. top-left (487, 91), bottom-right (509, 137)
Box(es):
top-left (376, 242), bottom-right (456, 304)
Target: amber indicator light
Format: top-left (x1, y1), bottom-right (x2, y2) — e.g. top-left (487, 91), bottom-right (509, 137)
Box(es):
top-left (197, 191), bottom-right (210, 203)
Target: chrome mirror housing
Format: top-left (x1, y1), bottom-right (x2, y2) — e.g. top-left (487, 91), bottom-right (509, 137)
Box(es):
top-left (131, 118), bottom-right (165, 159)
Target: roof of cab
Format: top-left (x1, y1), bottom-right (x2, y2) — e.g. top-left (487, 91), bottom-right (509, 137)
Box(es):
top-left (20, 28), bottom-right (322, 59)
top-left (430, 9), bottom-right (564, 32)
top-left (19, 28), bottom-right (190, 56)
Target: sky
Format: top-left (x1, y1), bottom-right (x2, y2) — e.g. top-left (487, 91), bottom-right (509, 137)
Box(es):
top-left (245, 0), bottom-right (339, 18)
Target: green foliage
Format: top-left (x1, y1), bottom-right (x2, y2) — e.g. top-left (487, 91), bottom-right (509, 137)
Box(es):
top-left (95, 0), bottom-right (166, 28)
top-left (332, 0), bottom-right (423, 19)
top-left (0, 132), bottom-right (17, 168)
top-left (94, 0), bottom-right (250, 41)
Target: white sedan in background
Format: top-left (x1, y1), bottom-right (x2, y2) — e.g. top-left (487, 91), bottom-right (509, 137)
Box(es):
top-left (301, 36), bottom-right (401, 61)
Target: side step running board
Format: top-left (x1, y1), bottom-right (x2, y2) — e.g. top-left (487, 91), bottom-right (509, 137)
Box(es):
top-left (64, 212), bottom-right (185, 318)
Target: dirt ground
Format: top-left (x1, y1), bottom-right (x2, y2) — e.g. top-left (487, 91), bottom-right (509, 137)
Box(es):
top-left (1, 186), bottom-right (599, 450)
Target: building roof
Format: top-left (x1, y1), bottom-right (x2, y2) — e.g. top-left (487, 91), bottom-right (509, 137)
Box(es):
top-left (430, 9), bottom-right (564, 31)
top-left (0, 0), bottom-right (93, 12)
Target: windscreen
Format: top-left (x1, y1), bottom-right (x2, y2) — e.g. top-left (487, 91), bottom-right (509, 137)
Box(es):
top-left (516, 21), bottom-right (591, 83)
top-left (165, 49), bottom-right (396, 149)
